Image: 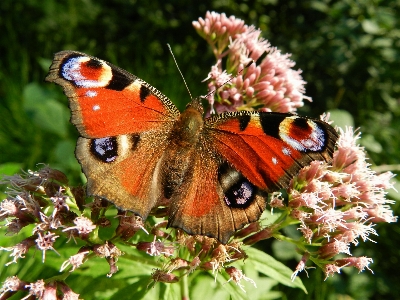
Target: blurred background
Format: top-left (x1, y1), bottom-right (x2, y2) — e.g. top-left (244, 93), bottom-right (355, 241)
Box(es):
top-left (0, 0), bottom-right (399, 299)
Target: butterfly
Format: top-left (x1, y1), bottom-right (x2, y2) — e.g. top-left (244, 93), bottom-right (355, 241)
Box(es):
top-left (46, 51), bottom-right (338, 244)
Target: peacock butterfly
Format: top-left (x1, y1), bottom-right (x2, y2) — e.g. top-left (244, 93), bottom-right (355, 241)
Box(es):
top-left (46, 51), bottom-right (338, 244)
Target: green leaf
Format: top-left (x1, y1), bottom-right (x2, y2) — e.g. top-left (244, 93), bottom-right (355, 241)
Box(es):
top-left (245, 247), bottom-right (307, 293)
top-left (23, 83), bottom-right (69, 137)
top-left (362, 19), bottom-right (382, 34)
top-left (387, 178), bottom-right (400, 201)
top-left (215, 272), bottom-right (248, 300)
top-left (0, 162), bottom-right (22, 177)
top-left (190, 273), bottom-right (231, 300)
top-left (161, 281), bottom-right (181, 300)
top-left (359, 134), bottom-right (383, 153)
top-left (328, 109), bottom-right (354, 129)
top-left (110, 276), bottom-right (152, 300)
top-left (53, 140), bottom-right (80, 170)
top-left (272, 239), bottom-right (299, 261)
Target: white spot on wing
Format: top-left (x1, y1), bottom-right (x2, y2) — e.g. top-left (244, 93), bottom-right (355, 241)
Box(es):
top-left (282, 147), bottom-right (291, 156)
top-left (92, 104), bottom-right (100, 111)
top-left (86, 90), bottom-right (97, 97)
top-left (272, 157), bottom-right (278, 165)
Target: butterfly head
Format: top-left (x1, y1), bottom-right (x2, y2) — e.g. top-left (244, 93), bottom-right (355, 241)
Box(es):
top-left (169, 98), bottom-right (205, 146)
top-left (185, 97), bottom-right (204, 115)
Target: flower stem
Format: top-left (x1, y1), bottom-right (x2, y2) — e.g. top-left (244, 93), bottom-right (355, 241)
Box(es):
top-left (180, 272), bottom-right (190, 300)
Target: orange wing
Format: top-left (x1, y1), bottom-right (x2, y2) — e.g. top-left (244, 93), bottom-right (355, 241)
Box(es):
top-left (46, 51), bottom-right (180, 138)
top-left (168, 111), bottom-right (338, 243)
top-left (206, 111), bottom-right (338, 192)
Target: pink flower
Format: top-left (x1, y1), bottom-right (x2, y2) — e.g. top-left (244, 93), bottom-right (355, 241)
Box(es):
top-left (60, 284), bottom-right (80, 300)
top-left (137, 236), bottom-right (175, 257)
top-left (116, 213), bottom-right (147, 240)
top-left (151, 269), bottom-right (179, 284)
top-left (42, 282), bottom-right (57, 300)
top-left (194, 12), bottom-right (311, 115)
top-left (335, 256), bottom-right (374, 273)
top-left (285, 126), bottom-right (396, 274)
top-left (23, 279), bottom-right (46, 300)
top-left (225, 266), bottom-right (257, 292)
top-left (0, 276), bottom-right (26, 298)
top-left (60, 250), bottom-right (90, 272)
top-left (0, 237), bottom-right (36, 265)
top-left (93, 242), bottom-right (122, 258)
top-left (50, 188), bottom-right (70, 217)
top-left (63, 216), bottom-right (96, 238)
top-left (323, 264), bottom-right (344, 280)
top-left (35, 231), bottom-right (60, 262)
top-left (193, 11), bottom-right (247, 57)
top-left (291, 253), bottom-right (311, 281)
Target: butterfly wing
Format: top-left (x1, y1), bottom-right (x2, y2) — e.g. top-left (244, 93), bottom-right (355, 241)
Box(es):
top-left (168, 111), bottom-right (338, 243)
top-left (46, 51), bottom-right (180, 138)
top-left (46, 51), bottom-right (180, 218)
top-left (206, 111), bottom-right (338, 191)
top-left (167, 151), bottom-right (267, 244)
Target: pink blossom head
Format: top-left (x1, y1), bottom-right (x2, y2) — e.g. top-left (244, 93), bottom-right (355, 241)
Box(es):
top-left (194, 12), bottom-right (311, 115)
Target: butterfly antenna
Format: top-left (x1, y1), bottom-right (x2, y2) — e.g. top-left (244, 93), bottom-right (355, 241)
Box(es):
top-left (167, 44), bottom-right (193, 100)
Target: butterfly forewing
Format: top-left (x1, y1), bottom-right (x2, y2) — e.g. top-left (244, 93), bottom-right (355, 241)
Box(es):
top-left (45, 51), bottom-right (180, 138)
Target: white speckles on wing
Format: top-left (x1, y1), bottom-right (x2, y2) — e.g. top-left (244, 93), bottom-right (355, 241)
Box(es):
top-left (282, 147), bottom-right (291, 156)
top-left (86, 90), bottom-right (97, 97)
top-left (304, 123), bottom-right (326, 151)
top-left (279, 120), bottom-right (326, 152)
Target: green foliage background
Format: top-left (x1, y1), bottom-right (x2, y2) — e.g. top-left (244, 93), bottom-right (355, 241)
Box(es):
top-left (0, 0), bottom-right (399, 299)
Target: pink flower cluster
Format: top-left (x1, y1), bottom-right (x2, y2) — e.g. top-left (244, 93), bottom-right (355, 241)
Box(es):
top-left (0, 276), bottom-right (79, 300)
top-left (0, 166), bottom-right (255, 295)
top-left (279, 127), bottom-right (395, 279)
top-left (193, 11), bottom-right (311, 115)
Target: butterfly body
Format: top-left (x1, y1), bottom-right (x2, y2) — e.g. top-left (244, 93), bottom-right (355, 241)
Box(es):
top-left (46, 51), bottom-right (338, 243)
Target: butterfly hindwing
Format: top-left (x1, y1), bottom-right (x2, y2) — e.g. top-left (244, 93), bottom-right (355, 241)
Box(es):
top-left (75, 130), bottom-right (170, 219)
top-left (167, 151), bottom-right (267, 244)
